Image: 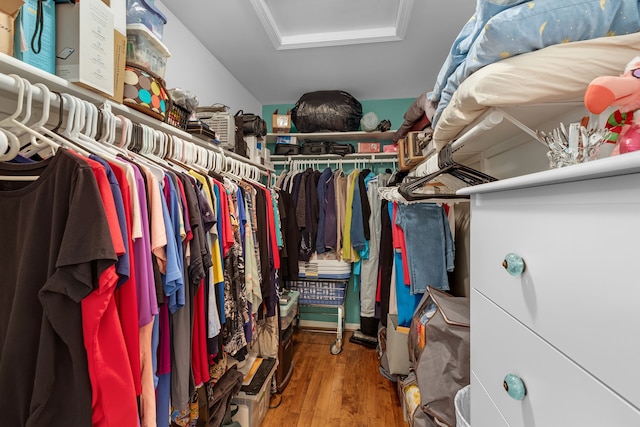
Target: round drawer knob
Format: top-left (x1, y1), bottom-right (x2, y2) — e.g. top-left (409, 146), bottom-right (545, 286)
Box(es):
top-left (502, 253), bottom-right (525, 276)
top-left (503, 374), bottom-right (526, 400)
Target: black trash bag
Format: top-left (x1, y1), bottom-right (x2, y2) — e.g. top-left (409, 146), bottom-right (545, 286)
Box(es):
top-left (291, 90), bottom-right (363, 133)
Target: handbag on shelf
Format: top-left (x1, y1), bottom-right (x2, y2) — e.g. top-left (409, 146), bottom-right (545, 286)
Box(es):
top-left (123, 62), bottom-right (171, 122)
top-left (236, 110), bottom-right (267, 137)
top-left (233, 111), bottom-right (249, 158)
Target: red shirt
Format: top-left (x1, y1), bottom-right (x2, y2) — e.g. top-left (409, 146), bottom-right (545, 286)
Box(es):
top-left (108, 160), bottom-right (142, 396)
top-left (81, 155), bottom-right (138, 426)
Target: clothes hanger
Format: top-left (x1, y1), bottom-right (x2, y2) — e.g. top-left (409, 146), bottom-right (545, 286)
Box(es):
top-left (0, 76), bottom-right (61, 159)
top-left (398, 144), bottom-right (496, 201)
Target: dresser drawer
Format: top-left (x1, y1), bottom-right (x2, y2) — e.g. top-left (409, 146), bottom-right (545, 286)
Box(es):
top-left (471, 372), bottom-right (509, 427)
top-left (469, 173), bottom-right (640, 408)
top-left (472, 290), bottom-right (640, 426)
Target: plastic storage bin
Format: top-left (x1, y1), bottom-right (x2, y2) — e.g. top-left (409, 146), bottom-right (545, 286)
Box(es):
top-left (279, 290), bottom-right (299, 330)
top-left (455, 385), bottom-right (471, 427)
top-left (126, 23), bottom-right (171, 79)
top-left (232, 359), bottom-right (277, 427)
top-left (126, 0), bottom-right (167, 40)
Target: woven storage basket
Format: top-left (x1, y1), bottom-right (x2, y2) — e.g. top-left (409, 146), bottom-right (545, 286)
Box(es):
top-left (286, 280), bottom-right (346, 306)
top-left (166, 103), bottom-right (190, 130)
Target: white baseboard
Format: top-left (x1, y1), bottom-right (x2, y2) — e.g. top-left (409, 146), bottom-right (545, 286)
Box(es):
top-left (297, 319), bottom-right (360, 331)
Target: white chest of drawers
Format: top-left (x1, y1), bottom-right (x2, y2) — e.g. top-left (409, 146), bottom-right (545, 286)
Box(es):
top-left (458, 152), bottom-right (640, 426)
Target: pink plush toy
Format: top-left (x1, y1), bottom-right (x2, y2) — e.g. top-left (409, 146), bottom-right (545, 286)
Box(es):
top-left (584, 56), bottom-right (640, 153)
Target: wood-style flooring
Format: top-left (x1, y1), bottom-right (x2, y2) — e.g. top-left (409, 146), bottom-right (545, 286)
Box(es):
top-left (261, 330), bottom-right (406, 427)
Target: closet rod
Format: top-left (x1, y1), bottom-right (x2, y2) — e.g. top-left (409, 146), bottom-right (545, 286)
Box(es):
top-left (270, 157), bottom-right (394, 167)
top-left (0, 70), bottom-right (274, 175)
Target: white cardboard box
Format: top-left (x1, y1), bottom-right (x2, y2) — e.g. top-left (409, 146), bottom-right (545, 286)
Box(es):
top-left (56, 0), bottom-right (114, 97)
top-left (0, 0), bottom-right (24, 56)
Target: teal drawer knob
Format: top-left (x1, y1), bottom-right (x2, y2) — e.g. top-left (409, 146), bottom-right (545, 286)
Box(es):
top-left (503, 374), bottom-right (526, 400)
top-left (502, 253), bottom-right (525, 276)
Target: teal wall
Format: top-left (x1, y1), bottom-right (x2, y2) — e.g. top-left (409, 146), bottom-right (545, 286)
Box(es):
top-left (268, 97), bottom-right (414, 327)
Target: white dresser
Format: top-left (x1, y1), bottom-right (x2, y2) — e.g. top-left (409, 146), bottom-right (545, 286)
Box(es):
top-left (458, 152), bottom-right (640, 426)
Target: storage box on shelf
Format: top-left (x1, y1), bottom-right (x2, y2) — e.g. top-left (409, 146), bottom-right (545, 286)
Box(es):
top-left (15, 0), bottom-right (55, 74)
top-left (126, 23), bottom-right (170, 79)
top-left (55, 0), bottom-right (127, 102)
top-left (196, 108), bottom-right (235, 151)
top-left (358, 142), bottom-right (380, 153)
top-left (125, 0), bottom-right (166, 40)
top-left (272, 108), bottom-right (291, 133)
top-left (0, 0), bottom-right (23, 56)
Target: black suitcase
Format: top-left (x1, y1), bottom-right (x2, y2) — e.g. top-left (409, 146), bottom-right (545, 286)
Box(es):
top-left (300, 141), bottom-right (329, 155)
top-left (274, 144), bottom-right (300, 155)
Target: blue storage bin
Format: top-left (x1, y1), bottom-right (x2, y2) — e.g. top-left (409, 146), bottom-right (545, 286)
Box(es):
top-left (126, 0), bottom-right (166, 40)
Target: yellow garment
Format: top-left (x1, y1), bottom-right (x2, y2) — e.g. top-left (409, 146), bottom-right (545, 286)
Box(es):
top-left (342, 169), bottom-right (360, 262)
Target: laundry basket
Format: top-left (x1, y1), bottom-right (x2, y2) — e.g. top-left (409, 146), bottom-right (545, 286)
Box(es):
top-left (455, 385), bottom-right (471, 427)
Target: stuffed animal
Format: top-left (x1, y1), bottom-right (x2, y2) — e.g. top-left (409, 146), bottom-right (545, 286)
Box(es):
top-left (584, 56), bottom-right (640, 153)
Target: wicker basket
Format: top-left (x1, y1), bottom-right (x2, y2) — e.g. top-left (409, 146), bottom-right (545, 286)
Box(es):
top-left (166, 103), bottom-right (190, 131)
top-left (286, 280), bottom-right (346, 306)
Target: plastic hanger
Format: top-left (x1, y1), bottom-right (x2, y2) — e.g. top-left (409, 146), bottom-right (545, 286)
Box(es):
top-left (0, 76), bottom-right (61, 159)
top-left (398, 145), bottom-right (497, 201)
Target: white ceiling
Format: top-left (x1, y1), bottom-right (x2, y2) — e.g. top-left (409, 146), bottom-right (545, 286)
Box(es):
top-left (160, 0), bottom-right (476, 105)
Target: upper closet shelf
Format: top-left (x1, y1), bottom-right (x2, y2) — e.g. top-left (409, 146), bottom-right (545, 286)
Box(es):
top-left (409, 101), bottom-right (588, 178)
top-left (0, 53), bottom-right (273, 173)
top-left (265, 130), bottom-right (395, 144)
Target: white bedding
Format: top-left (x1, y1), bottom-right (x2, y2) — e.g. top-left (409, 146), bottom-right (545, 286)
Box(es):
top-left (432, 31), bottom-right (640, 150)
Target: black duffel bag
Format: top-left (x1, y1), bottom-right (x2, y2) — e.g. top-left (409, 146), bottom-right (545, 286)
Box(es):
top-left (236, 110), bottom-right (267, 137)
top-left (274, 144), bottom-right (300, 155)
top-left (327, 142), bottom-right (355, 156)
top-left (300, 141), bottom-right (329, 155)
top-left (291, 90), bottom-right (363, 133)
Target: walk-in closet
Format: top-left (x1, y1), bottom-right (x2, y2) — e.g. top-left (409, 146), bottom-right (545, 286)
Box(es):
top-left (2, 1), bottom-right (640, 426)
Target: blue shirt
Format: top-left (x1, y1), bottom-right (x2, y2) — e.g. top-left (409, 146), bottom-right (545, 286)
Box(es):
top-left (163, 173), bottom-right (185, 313)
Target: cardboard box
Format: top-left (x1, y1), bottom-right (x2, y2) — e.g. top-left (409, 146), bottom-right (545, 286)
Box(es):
top-left (14, 0), bottom-right (55, 73)
top-left (387, 313), bottom-right (411, 376)
top-left (276, 135), bottom-right (297, 145)
top-left (0, 0), bottom-right (24, 56)
top-left (272, 109), bottom-right (291, 133)
top-left (111, 0), bottom-right (126, 103)
top-left (383, 144), bottom-right (398, 153)
top-left (357, 142), bottom-right (380, 153)
top-left (55, 0), bottom-right (115, 98)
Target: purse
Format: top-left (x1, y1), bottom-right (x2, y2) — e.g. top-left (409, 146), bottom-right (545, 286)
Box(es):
top-left (123, 62), bottom-right (171, 122)
top-left (233, 111), bottom-right (249, 158)
top-left (236, 110), bottom-right (267, 137)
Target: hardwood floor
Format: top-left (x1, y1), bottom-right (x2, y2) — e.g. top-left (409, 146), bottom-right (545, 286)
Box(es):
top-left (262, 330), bottom-right (406, 427)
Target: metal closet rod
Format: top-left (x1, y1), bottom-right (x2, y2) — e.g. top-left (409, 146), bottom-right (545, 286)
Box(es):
top-left (0, 71), bottom-right (274, 175)
top-left (271, 157), bottom-right (394, 166)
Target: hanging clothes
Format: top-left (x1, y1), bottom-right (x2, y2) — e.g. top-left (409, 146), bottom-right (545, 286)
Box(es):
top-left (0, 150), bottom-right (121, 426)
